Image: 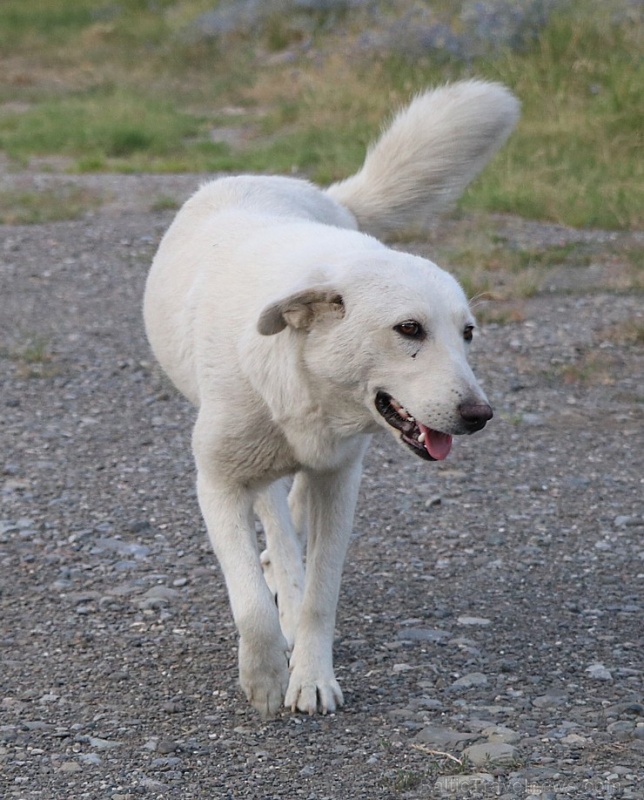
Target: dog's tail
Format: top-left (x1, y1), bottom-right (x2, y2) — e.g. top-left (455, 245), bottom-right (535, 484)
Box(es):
top-left (326, 80), bottom-right (520, 237)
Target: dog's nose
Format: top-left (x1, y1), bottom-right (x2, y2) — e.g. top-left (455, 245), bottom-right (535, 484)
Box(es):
top-left (458, 401), bottom-right (494, 432)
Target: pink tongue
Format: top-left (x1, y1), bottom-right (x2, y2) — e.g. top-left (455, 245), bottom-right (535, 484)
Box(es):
top-left (419, 423), bottom-right (452, 460)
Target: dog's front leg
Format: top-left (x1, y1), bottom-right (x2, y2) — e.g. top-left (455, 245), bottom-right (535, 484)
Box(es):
top-left (194, 442), bottom-right (290, 717)
top-left (285, 440), bottom-right (368, 714)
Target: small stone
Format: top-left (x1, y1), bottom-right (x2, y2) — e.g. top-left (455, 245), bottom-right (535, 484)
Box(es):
top-left (87, 736), bottom-right (122, 750)
top-left (586, 663), bottom-right (612, 681)
top-left (157, 739), bottom-right (179, 754)
top-left (414, 725), bottom-right (477, 748)
top-left (561, 733), bottom-right (588, 746)
top-left (451, 672), bottom-right (488, 689)
top-left (127, 519), bottom-right (152, 533)
top-left (151, 756), bottom-right (182, 769)
top-left (161, 700), bottom-right (183, 713)
top-left (462, 742), bottom-right (517, 766)
top-left (607, 720), bottom-right (635, 739)
top-left (532, 690), bottom-right (568, 708)
top-left (78, 753), bottom-right (102, 765)
top-left (94, 537), bottom-right (150, 558)
top-left (300, 764), bottom-right (315, 776)
top-left (606, 701), bottom-right (643, 717)
top-left (457, 616), bottom-right (491, 626)
top-left (59, 761), bottom-right (82, 772)
top-left (143, 585), bottom-right (180, 601)
top-left (396, 627), bottom-right (451, 643)
top-left (482, 725), bottom-right (521, 744)
top-left (435, 773), bottom-right (494, 793)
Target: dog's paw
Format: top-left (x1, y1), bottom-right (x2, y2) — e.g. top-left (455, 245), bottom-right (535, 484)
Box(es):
top-left (284, 666), bottom-right (344, 715)
top-left (238, 635), bottom-right (290, 719)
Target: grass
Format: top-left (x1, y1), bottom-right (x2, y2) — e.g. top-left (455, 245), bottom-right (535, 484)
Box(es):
top-left (0, 0), bottom-right (641, 229)
top-left (432, 227), bottom-right (642, 301)
top-left (1, 334), bottom-right (60, 378)
top-left (0, 184), bottom-right (103, 223)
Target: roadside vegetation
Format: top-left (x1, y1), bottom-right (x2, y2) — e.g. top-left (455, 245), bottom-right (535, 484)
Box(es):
top-left (0, 0), bottom-right (641, 229)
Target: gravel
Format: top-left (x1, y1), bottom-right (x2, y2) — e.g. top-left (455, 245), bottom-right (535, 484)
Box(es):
top-left (1, 174), bottom-right (642, 798)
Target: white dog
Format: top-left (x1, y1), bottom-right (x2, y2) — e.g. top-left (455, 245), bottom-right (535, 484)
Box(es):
top-left (143, 81), bottom-right (519, 717)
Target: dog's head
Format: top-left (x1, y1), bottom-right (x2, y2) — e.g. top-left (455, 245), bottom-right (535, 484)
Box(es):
top-left (257, 250), bottom-right (492, 462)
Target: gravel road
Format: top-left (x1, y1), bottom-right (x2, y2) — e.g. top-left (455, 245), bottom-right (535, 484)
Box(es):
top-left (1, 175), bottom-right (642, 799)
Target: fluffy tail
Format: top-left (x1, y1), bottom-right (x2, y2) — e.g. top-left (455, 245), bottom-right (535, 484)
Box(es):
top-left (326, 80), bottom-right (520, 237)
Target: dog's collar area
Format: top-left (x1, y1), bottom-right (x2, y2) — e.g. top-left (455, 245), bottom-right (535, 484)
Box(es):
top-left (374, 392), bottom-right (452, 461)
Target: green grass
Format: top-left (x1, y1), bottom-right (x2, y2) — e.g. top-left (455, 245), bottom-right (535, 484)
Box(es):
top-left (0, 0), bottom-right (641, 229)
top-left (0, 184), bottom-right (103, 223)
top-left (0, 86), bottom-right (203, 165)
top-left (1, 333), bottom-right (61, 378)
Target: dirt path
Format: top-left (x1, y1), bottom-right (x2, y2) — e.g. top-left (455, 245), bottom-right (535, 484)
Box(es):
top-left (1, 176), bottom-right (642, 799)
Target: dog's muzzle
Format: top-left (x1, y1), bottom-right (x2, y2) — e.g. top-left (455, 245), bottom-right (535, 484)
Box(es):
top-left (375, 391), bottom-right (453, 461)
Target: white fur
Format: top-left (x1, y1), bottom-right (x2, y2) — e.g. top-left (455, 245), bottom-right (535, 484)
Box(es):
top-left (143, 80), bottom-right (519, 717)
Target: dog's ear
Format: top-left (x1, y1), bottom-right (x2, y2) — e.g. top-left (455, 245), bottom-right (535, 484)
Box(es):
top-left (257, 286), bottom-right (344, 335)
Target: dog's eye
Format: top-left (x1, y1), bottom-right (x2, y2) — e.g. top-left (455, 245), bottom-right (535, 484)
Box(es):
top-left (394, 320), bottom-right (425, 340)
top-left (463, 324), bottom-right (475, 342)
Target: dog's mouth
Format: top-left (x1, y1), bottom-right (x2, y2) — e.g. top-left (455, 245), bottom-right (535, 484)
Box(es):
top-left (375, 391), bottom-right (452, 461)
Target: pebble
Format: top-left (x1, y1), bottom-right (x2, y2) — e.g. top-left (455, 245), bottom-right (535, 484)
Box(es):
top-left (451, 672), bottom-right (489, 689)
top-left (462, 742), bottom-right (517, 766)
top-left (586, 663), bottom-right (613, 681)
top-left (78, 753), bottom-right (102, 766)
top-left (86, 736), bottom-right (122, 750)
top-left (532, 690), bottom-right (568, 708)
top-left (156, 739), bottom-right (180, 754)
top-left (561, 733), bottom-right (588, 746)
top-left (414, 725), bottom-right (478, 748)
top-left (607, 720), bottom-right (636, 739)
top-left (396, 627), bottom-right (452, 643)
top-left (150, 756), bottom-right (182, 769)
top-left (59, 761), bottom-right (82, 772)
top-left (457, 616), bottom-right (491, 626)
top-left (93, 537), bottom-right (150, 558)
top-left (482, 725), bottom-right (521, 744)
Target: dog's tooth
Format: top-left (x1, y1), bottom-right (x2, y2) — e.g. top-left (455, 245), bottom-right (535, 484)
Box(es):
top-left (398, 408), bottom-right (409, 419)
top-left (418, 431), bottom-right (426, 443)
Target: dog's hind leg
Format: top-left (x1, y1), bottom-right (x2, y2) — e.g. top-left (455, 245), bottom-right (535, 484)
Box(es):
top-left (288, 471), bottom-right (309, 548)
top-left (255, 479), bottom-right (305, 651)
